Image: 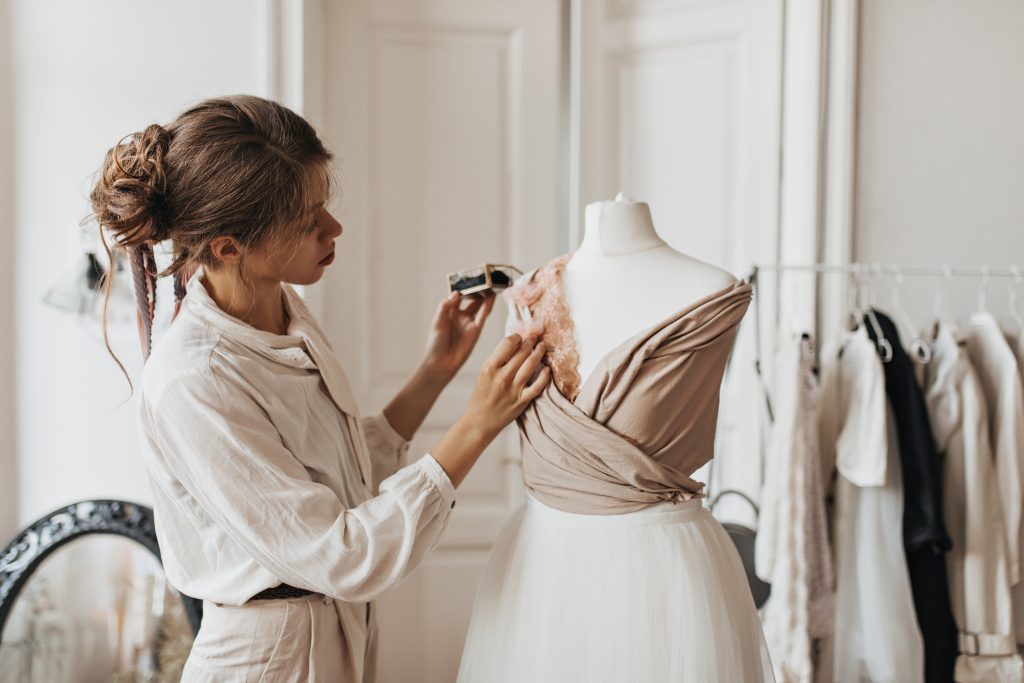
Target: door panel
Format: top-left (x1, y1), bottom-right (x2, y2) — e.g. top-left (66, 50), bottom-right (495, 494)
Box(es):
top-left (321, 1), bottom-right (561, 680)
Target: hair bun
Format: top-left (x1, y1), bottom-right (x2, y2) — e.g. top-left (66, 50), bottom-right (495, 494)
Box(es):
top-left (90, 123), bottom-right (173, 246)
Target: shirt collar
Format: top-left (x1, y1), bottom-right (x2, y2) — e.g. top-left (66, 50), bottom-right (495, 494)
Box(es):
top-left (180, 268), bottom-right (360, 416)
top-left (183, 266), bottom-right (306, 352)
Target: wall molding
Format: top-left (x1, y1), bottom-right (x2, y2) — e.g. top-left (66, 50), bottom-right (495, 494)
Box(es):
top-left (775, 0), bottom-right (827, 333)
top-left (363, 23), bottom-right (520, 390)
top-left (262, 0), bottom-right (329, 323)
top-left (818, 0), bottom-right (858, 349)
top-left (0, 0), bottom-right (17, 542)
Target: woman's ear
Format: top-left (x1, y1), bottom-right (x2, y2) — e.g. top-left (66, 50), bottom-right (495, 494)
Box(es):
top-left (209, 235), bottom-right (244, 264)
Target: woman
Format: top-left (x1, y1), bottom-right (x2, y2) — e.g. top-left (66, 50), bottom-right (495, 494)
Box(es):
top-left (90, 94), bottom-right (549, 681)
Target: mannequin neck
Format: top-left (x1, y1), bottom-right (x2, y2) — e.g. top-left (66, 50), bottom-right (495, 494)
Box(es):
top-left (577, 196), bottom-right (666, 257)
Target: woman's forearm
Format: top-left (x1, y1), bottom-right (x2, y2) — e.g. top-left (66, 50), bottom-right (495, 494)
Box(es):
top-left (381, 362), bottom-right (451, 441)
top-left (429, 415), bottom-right (499, 488)
top-left (383, 365), bottom-right (504, 488)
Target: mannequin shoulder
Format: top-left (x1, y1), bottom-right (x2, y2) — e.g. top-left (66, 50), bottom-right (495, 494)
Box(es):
top-left (656, 250), bottom-right (741, 289)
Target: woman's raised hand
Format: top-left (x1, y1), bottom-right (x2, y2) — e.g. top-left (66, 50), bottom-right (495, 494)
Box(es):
top-left (422, 292), bottom-right (496, 383)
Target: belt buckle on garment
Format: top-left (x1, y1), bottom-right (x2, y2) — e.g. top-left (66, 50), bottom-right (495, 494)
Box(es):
top-left (960, 632), bottom-right (979, 657)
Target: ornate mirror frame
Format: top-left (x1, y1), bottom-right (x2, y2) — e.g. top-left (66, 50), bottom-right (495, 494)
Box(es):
top-left (0, 499), bottom-right (202, 635)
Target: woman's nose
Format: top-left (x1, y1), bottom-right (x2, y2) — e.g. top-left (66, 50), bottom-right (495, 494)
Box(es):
top-left (326, 212), bottom-right (343, 238)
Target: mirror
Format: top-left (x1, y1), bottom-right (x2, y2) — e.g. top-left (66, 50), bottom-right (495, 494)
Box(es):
top-left (0, 501), bottom-right (202, 682)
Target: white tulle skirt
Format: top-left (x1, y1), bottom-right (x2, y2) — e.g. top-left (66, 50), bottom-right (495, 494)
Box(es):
top-left (457, 493), bottom-right (775, 683)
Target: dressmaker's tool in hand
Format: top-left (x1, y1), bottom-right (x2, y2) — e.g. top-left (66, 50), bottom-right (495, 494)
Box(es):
top-left (447, 264), bottom-right (523, 296)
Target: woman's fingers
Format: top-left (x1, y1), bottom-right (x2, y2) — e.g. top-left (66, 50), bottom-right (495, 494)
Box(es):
top-left (521, 366), bottom-right (551, 402)
top-left (500, 334), bottom-right (536, 377)
top-left (459, 294), bottom-right (483, 315)
top-left (488, 333), bottom-right (525, 369)
top-left (472, 293), bottom-right (496, 326)
top-left (435, 292), bottom-right (460, 327)
top-left (513, 341), bottom-right (546, 388)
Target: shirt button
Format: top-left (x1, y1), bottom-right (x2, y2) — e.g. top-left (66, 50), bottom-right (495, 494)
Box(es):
top-left (450, 500), bottom-right (456, 509)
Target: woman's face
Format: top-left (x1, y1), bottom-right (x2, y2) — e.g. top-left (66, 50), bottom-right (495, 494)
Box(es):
top-left (244, 207), bottom-right (343, 286)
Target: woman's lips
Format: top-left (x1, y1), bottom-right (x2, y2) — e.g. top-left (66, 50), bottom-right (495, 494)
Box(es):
top-left (319, 249), bottom-right (335, 265)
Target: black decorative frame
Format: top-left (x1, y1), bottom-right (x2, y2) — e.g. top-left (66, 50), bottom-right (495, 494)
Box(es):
top-left (0, 499), bottom-right (202, 635)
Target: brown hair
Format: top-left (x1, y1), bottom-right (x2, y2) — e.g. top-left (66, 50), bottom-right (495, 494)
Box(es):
top-left (89, 95), bottom-right (333, 386)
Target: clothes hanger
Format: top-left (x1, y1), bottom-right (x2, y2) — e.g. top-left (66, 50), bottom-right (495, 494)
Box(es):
top-left (863, 264), bottom-right (893, 363)
top-left (890, 267), bottom-right (932, 364)
top-left (977, 265), bottom-right (991, 314)
top-left (933, 264), bottom-right (957, 332)
top-left (1008, 265), bottom-right (1024, 334)
top-left (846, 265), bottom-right (865, 331)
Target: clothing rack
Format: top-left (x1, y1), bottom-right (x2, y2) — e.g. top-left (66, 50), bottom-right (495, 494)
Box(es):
top-left (747, 261), bottom-right (1024, 354)
top-left (745, 263), bottom-right (1024, 678)
top-left (750, 263), bottom-right (1024, 279)
top-left (746, 261), bottom-right (1024, 423)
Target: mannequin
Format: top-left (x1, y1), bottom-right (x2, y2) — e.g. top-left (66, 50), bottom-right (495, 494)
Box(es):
top-left (462, 195), bottom-right (770, 682)
top-left (562, 192), bottom-right (738, 387)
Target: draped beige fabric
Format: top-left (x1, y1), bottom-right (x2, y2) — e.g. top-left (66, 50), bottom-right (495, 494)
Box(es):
top-left (507, 252), bottom-right (752, 515)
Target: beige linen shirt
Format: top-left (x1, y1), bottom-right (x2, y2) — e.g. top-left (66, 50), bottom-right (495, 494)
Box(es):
top-left (967, 312), bottom-right (1024, 651)
top-left (923, 322), bottom-right (1022, 679)
top-left (137, 269), bottom-right (456, 676)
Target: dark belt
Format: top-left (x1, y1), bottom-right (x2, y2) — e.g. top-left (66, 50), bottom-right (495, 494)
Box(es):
top-left (249, 583), bottom-right (316, 601)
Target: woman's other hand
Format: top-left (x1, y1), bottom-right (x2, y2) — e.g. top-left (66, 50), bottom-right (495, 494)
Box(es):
top-left (463, 332), bottom-right (550, 438)
top-left (422, 291), bottom-right (496, 383)
top-left (430, 331), bottom-right (550, 488)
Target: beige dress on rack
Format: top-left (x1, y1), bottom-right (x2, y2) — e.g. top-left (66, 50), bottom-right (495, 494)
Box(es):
top-left (967, 313), bottom-right (1024, 655)
top-left (457, 251), bottom-right (774, 682)
top-left (922, 322), bottom-right (1022, 681)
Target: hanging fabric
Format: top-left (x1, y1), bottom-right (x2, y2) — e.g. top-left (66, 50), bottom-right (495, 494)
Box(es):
top-left (819, 323), bottom-right (924, 683)
top-left (920, 320), bottom-right (1024, 681)
top-left (966, 311), bottom-right (1024, 654)
top-left (866, 310), bottom-right (958, 682)
top-left (755, 331), bottom-right (834, 683)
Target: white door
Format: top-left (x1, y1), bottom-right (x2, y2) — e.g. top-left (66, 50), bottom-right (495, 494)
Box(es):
top-left (572, 0), bottom-right (784, 525)
top-left (319, 1), bottom-right (562, 680)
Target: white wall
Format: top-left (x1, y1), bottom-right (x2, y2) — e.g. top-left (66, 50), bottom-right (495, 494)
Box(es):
top-left (854, 0), bottom-right (1024, 321)
top-left (0, 0), bottom-right (17, 542)
top-left (9, 0), bottom-right (266, 527)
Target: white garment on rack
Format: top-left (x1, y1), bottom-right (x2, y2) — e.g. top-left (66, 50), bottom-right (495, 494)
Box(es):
top-left (922, 321), bottom-right (1023, 681)
top-left (819, 325), bottom-right (924, 683)
top-left (1005, 330), bottom-right (1024, 651)
top-left (756, 332), bottom-right (835, 683)
top-left (966, 312), bottom-right (1024, 651)
top-left (824, 326), bottom-right (888, 488)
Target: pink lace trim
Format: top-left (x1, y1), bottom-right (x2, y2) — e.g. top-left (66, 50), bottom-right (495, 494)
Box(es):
top-left (507, 252), bottom-right (582, 401)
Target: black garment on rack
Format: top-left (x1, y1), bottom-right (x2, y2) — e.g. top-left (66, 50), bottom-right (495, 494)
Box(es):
top-left (866, 309), bottom-right (957, 683)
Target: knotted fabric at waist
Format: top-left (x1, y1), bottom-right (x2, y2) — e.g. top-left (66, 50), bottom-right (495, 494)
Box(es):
top-left (525, 490), bottom-right (705, 527)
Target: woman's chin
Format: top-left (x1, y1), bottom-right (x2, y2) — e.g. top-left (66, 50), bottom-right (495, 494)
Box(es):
top-left (287, 268), bottom-right (328, 287)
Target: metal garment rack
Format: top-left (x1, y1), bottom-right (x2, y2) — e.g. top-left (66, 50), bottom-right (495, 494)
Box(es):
top-left (746, 262), bottom-right (1024, 402)
top-left (750, 262), bottom-right (1024, 279)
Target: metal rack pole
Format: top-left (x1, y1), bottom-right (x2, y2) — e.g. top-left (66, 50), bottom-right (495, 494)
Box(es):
top-left (751, 263), bottom-right (1024, 278)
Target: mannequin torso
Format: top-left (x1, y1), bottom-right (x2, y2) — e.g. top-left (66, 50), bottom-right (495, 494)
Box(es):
top-left (562, 194), bottom-right (737, 387)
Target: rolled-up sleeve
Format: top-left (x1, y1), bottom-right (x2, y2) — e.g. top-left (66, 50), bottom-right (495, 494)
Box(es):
top-left (144, 369), bottom-right (455, 604)
top-left (359, 412), bottom-right (411, 491)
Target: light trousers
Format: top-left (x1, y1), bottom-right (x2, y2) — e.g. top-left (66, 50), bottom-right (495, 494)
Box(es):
top-left (182, 594), bottom-right (377, 682)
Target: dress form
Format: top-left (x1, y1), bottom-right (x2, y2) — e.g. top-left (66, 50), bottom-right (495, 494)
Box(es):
top-left (563, 193), bottom-right (737, 387)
